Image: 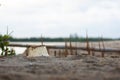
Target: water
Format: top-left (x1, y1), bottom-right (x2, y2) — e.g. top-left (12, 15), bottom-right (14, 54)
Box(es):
top-left (0, 42), bottom-right (81, 55)
top-left (9, 42), bottom-right (65, 55)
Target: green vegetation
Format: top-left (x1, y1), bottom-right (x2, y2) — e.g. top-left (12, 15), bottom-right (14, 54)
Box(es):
top-left (9, 37), bottom-right (114, 42)
top-left (0, 34), bottom-right (16, 56)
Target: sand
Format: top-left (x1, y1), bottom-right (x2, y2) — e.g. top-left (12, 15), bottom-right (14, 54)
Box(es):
top-left (0, 54), bottom-right (120, 80)
top-left (0, 41), bottom-right (120, 80)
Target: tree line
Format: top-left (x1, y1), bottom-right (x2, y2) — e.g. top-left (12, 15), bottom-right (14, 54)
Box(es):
top-left (8, 37), bottom-right (116, 42)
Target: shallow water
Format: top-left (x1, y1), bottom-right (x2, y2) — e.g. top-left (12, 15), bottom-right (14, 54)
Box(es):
top-left (9, 42), bottom-right (65, 55)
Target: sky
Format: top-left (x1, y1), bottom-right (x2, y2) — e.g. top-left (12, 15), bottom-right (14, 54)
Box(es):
top-left (0, 0), bottom-right (120, 38)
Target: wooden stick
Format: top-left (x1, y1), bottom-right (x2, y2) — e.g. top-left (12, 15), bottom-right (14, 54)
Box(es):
top-left (86, 30), bottom-right (91, 55)
top-left (75, 41), bottom-right (78, 55)
top-left (41, 34), bottom-right (44, 45)
top-left (64, 39), bottom-right (68, 57)
top-left (91, 42), bottom-right (95, 56)
top-left (69, 36), bottom-right (73, 55)
top-left (98, 40), bottom-right (101, 51)
top-left (101, 36), bottom-right (105, 57)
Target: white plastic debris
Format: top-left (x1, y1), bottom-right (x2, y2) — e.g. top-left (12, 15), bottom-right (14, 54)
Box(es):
top-left (23, 46), bottom-right (49, 57)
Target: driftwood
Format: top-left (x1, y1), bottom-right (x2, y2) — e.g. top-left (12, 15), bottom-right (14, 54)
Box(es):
top-left (8, 44), bottom-right (120, 53)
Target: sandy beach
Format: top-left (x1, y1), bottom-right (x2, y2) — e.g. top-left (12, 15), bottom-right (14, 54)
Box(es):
top-left (0, 54), bottom-right (120, 80)
top-left (0, 41), bottom-right (120, 80)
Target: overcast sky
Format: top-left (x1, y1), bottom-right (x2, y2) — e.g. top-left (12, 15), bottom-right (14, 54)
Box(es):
top-left (0, 0), bottom-right (120, 38)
